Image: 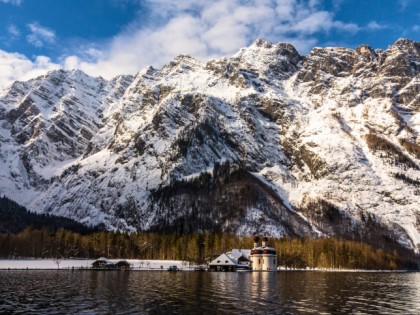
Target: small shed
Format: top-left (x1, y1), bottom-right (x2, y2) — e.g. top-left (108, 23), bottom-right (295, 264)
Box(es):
top-left (237, 255), bottom-right (251, 266)
top-left (230, 249), bottom-right (251, 269)
top-left (115, 260), bottom-right (131, 270)
top-left (168, 265), bottom-right (179, 271)
top-left (91, 257), bottom-right (116, 269)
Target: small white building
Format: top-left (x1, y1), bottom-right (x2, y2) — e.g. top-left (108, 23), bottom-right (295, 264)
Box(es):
top-left (208, 249), bottom-right (251, 271)
top-left (250, 236), bottom-right (277, 271)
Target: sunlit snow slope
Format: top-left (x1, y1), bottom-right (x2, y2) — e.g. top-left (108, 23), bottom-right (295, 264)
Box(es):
top-left (0, 39), bottom-right (419, 252)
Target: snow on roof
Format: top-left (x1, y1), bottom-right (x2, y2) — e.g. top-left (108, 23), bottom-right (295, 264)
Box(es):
top-left (209, 253), bottom-right (237, 266)
top-left (229, 249), bottom-right (251, 260)
top-left (93, 257), bottom-right (114, 265)
top-left (210, 249), bottom-right (253, 266)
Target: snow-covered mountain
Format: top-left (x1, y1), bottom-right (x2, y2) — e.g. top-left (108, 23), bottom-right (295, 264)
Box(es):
top-left (0, 38), bottom-right (419, 252)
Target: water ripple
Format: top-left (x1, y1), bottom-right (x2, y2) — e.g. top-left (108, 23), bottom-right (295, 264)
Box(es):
top-left (0, 270), bottom-right (419, 314)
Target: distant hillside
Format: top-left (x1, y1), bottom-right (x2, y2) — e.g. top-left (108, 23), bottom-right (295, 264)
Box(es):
top-left (0, 196), bottom-right (99, 234)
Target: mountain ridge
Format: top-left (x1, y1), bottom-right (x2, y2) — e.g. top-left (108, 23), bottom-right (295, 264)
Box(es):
top-left (0, 38), bottom-right (419, 252)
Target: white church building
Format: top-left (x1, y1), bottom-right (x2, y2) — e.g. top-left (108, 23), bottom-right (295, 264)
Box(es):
top-left (208, 236), bottom-right (277, 271)
top-left (250, 236), bottom-right (277, 271)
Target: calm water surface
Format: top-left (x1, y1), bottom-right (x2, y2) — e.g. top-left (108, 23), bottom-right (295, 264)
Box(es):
top-left (1, 270), bottom-right (419, 314)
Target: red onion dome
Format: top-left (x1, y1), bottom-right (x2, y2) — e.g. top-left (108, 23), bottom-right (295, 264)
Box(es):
top-left (262, 249), bottom-right (276, 255)
top-left (262, 236), bottom-right (269, 242)
top-left (250, 249), bottom-right (263, 255)
top-left (253, 236), bottom-right (260, 243)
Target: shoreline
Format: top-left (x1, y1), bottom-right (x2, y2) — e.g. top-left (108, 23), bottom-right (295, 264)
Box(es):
top-left (0, 259), bottom-right (416, 272)
top-left (0, 258), bottom-right (188, 270)
top-left (0, 268), bottom-right (414, 273)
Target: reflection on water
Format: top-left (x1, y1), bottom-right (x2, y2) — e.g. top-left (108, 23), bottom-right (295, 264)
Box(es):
top-left (0, 270), bottom-right (419, 314)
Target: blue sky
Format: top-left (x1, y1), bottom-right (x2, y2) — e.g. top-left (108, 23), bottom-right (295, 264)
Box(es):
top-left (0, 0), bottom-right (418, 89)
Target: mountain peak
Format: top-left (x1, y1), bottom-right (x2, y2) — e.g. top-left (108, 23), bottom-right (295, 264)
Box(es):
top-left (387, 38), bottom-right (419, 56)
top-left (170, 54), bottom-right (201, 66)
top-left (392, 38), bottom-right (417, 47)
top-left (252, 38), bottom-right (273, 48)
top-left (0, 39), bottom-right (419, 253)
top-left (355, 44), bottom-right (375, 55)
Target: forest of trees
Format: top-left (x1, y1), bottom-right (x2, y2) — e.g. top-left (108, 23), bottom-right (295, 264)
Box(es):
top-left (365, 133), bottom-right (418, 170)
top-left (0, 228), bottom-right (418, 270)
top-left (0, 196), bottom-right (98, 234)
top-left (0, 195), bottom-right (419, 270)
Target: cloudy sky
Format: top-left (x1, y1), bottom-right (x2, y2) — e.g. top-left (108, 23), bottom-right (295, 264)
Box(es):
top-left (0, 0), bottom-right (419, 89)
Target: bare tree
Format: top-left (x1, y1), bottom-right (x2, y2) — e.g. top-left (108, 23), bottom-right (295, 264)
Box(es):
top-left (52, 256), bottom-right (62, 269)
top-left (52, 247), bottom-right (64, 269)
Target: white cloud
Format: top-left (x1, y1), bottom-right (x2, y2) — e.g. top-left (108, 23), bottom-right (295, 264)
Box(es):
top-left (0, 0), bottom-right (22, 5)
top-left (7, 24), bottom-right (20, 38)
top-left (0, 0), bottom-right (366, 90)
top-left (0, 50), bottom-right (59, 89)
top-left (26, 22), bottom-right (56, 47)
top-left (64, 0), bottom-right (362, 79)
top-left (366, 21), bottom-right (387, 31)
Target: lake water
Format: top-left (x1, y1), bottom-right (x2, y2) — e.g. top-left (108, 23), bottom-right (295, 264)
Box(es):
top-left (1, 270), bottom-right (419, 314)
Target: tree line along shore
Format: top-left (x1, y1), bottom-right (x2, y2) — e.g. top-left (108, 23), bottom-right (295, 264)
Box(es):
top-left (0, 228), bottom-right (418, 270)
top-left (0, 195), bottom-right (419, 270)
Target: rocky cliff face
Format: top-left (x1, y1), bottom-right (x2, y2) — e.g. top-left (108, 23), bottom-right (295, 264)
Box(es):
top-left (0, 38), bottom-right (419, 252)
